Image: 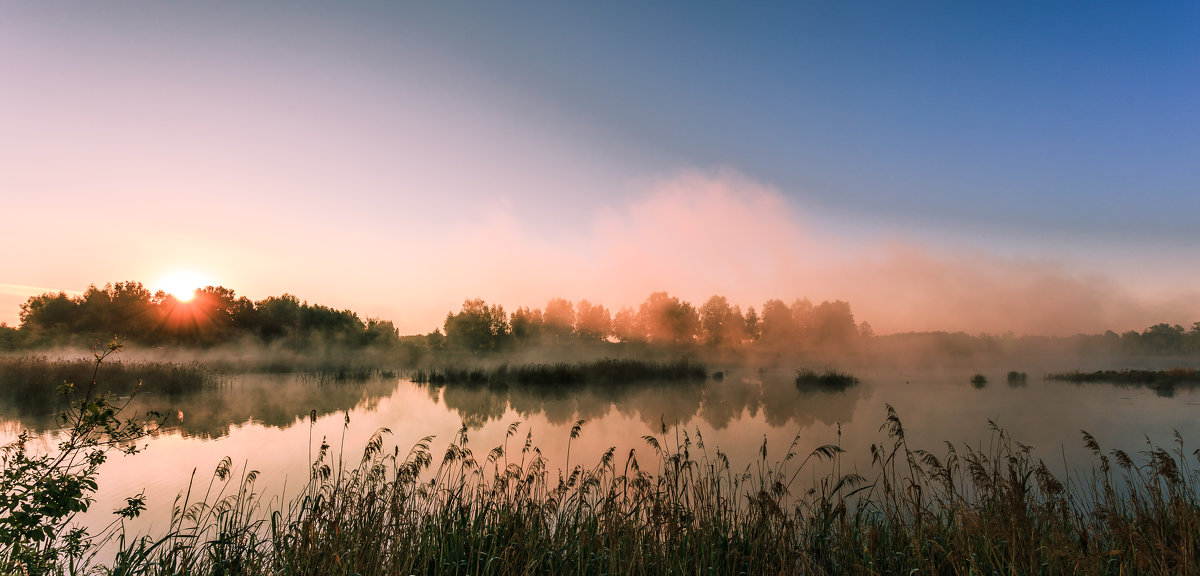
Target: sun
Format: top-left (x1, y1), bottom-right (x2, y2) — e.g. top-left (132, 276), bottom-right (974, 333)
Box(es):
top-left (155, 270), bottom-right (211, 302)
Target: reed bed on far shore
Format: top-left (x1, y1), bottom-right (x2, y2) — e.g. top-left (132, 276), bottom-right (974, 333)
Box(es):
top-left (86, 405), bottom-right (1200, 576)
top-left (411, 357), bottom-right (706, 386)
top-left (0, 354), bottom-right (220, 405)
top-left (1048, 368), bottom-right (1200, 387)
top-left (296, 367), bottom-right (399, 385)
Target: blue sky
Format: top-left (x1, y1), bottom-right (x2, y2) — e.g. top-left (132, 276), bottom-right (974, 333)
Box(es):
top-left (380, 2), bottom-right (1200, 232)
top-left (1, 2), bottom-right (1197, 334)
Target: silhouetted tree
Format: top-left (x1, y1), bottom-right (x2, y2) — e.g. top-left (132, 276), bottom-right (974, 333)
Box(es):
top-left (12, 280), bottom-right (388, 350)
top-left (543, 298), bottom-right (575, 345)
top-left (1137, 323), bottom-right (1186, 354)
top-left (744, 306), bottom-right (761, 341)
top-left (108, 282), bottom-right (159, 338)
top-left (300, 303), bottom-right (366, 344)
top-left (255, 294), bottom-right (304, 342)
top-left (19, 291), bottom-right (78, 335)
top-left (858, 321), bottom-right (875, 338)
top-left (809, 300), bottom-right (857, 348)
top-left (699, 295), bottom-right (734, 346)
top-left (759, 299), bottom-right (794, 344)
top-left (444, 299), bottom-right (510, 353)
top-left (638, 292), bottom-right (699, 345)
top-left (75, 284), bottom-right (119, 335)
top-left (0, 323), bottom-right (23, 350)
top-left (364, 318), bottom-right (400, 347)
top-left (509, 306), bottom-right (544, 344)
top-left (574, 299), bottom-right (612, 342)
top-left (612, 306), bottom-right (641, 343)
top-left (161, 285), bottom-right (241, 344)
top-left (727, 305), bottom-right (748, 345)
top-left (790, 298), bottom-right (814, 341)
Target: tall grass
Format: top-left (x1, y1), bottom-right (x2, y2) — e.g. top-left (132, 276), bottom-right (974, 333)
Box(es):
top-left (98, 405), bottom-right (1200, 575)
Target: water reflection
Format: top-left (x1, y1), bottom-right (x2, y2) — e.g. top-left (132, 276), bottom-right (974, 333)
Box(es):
top-left (4, 366), bottom-right (1196, 448)
top-left (0, 373), bottom-right (403, 439)
top-left (423, 368), bottom-right (867, 433)
top-left (3, 361), bottom-right (1199, 568)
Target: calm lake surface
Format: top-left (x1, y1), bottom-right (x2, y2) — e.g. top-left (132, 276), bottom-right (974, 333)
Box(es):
top-left (4, 354), bottom-right (1200, 558)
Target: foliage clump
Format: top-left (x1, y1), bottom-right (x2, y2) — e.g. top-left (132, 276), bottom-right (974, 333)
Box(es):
top-left (1, 343), bottom-right (157, 574)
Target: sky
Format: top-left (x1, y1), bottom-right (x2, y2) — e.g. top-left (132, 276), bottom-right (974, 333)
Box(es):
top-left (1, 1), bottom-right (1197, 336)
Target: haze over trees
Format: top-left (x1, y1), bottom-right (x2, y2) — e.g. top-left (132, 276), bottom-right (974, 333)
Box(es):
top-left (5, 280), bottom-right (1200, 358)
top-left (433, 290), bottom-right (864, 355)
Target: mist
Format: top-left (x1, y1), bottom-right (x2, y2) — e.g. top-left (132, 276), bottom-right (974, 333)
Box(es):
top-left (389, 168), bottom-right (1198, 337)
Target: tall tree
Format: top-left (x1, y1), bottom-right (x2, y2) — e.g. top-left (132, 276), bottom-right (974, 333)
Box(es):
top-left (744, 306), bottom-right (761, 341)
top-left (612, 306), bottom-right (641, 343)
top-left (444, 299), bottom-right (509, 352)
top-left (509, 306), bottom-right (544, 344)
top-left (543, 298), bottom-right (575, 344)
top-left (699, 295), bottom-right (733, 346)
top-left (574, 299), bottom-right (612, 342)
top-left (758, 299), bottom-right (794, 344)
top-left (638, 292), bottom-right (699, 345)
top-left (809, 300), bottom-right (857, 349)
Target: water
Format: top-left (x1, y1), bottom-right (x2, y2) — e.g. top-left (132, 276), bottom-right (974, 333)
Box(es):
top-left (3, 358), bottom-right (1200, 561)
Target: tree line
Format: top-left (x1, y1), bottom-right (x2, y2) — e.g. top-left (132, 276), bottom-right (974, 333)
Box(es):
top-left (2, 282), bottom-right (862, 353)
top-left (437, 292), bottom-right (862, 353)
top-left (4, 281), bottom-right (1200, 357)
top-left (6, 282), bottom-right (399, 349)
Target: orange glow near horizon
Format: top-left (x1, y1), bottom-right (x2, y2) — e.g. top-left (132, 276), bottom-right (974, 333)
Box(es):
top-left (154, 270), bottom-right (212, 303)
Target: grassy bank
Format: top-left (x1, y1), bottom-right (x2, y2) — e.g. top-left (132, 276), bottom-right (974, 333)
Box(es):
top-left (71, 406), bottom-right (1199, 575)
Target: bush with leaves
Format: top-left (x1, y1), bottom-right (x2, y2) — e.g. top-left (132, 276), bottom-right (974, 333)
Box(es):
top-left (0, 342), bottom-right (157, 574)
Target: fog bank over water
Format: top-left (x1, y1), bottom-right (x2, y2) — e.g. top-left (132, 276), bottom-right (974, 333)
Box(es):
top-left (390, 169), bottom-right (1199, 337)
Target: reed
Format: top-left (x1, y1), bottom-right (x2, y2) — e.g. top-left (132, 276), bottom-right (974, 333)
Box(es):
top-left (794, 368), bottom-right (860, 389)
top-left (90, 404), bottom-right (1200, 575)
top-left (0, 354), bottom-right (220, 405)
top-left (412, 358), bottom-right (706, 386)
top-left (1048, 368), bottom-right (1200, 387)
top-left (296, 367), bottom-right (398, 385)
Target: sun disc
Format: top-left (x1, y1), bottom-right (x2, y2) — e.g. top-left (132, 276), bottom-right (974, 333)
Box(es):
top-left (156, 270), bottom-right (211, 302)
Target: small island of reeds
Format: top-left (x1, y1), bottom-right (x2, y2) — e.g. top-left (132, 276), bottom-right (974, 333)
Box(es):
top-left (794, 368), bottom-right (859, 389)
